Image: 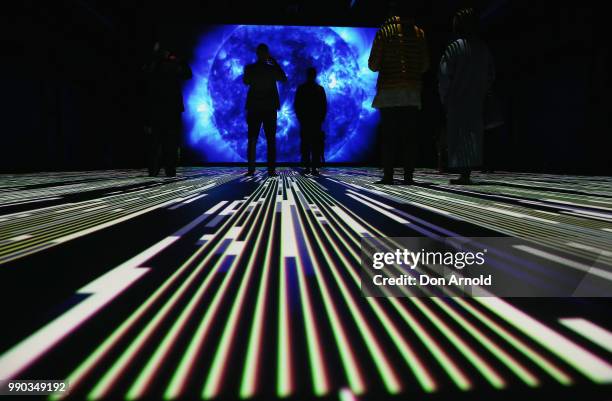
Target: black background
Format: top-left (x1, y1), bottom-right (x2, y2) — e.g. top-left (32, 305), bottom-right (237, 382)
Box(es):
top-left (1, 0), bottom-right (609, 174)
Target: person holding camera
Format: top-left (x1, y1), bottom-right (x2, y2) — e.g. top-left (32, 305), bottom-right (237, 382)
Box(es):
top-left (242, 43), bottom-right (288, 177)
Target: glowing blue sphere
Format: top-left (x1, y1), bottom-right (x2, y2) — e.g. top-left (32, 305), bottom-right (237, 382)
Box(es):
top-left (184, 25), bottom-right (379, 162)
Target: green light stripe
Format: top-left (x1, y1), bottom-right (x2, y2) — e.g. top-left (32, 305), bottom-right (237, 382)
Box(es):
top-left (49, 201), bottom-right (250, 401)
top-left (295, 251), bottom-right (330, 395)
top-left (292, 180), bottom-right (366, 394)
top-left (411, 298), bottom-right (505, 389)
top-left (454, 298), bottom-right (572, 385)
top-left (276, 178), bottom-right (293, 397)
top-left (202, 182), bottom-right (277, 399)
top-left (240, 182), bottom-right (280, 398)
top-left (300, 177), bottom-right (446, 392)
top-left (390, 298), bottom-right (472, 390)
top-left (431, 298), bottom-right (539, 387)
top-left (288, 180), bottom-right (334, 396)
top-left (87, 186), bottom-right (266, 400)
top-left (294, 180), bottom-right (402, 394)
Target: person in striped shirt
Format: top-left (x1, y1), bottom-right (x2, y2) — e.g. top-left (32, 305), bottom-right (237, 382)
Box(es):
top-left (369, 2), bottom-right (430, 185)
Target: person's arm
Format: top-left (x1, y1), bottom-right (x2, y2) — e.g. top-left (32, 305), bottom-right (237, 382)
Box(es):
top-left (242, 65), bottom-right (251, 85)
top-left (180, 60), bottom-right (193, 80)
top-left (294, 86), bottom-right (303, 121)
top-left (368, 29), bottom-right (383, 72)
top-left (438, 41), bottom-right (458, 106)
top-left (418, 28), bottom-right (430, 73)
top-left (320, 87), bottom-right (327, 121)
top-left (271, 58), bottom-right (287, 82)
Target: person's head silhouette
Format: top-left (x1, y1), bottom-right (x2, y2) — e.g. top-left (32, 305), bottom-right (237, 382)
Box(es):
top-left (453, 8), bottom-right (479, 36)
top-left (256, 43), bottom-right (270, 61)
top-left (386, 0), bottom-right (416, 23)
top-left (306, 67), bottom-right (317, 83)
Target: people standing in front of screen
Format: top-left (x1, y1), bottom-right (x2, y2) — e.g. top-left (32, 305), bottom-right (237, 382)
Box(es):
top-left (368, 2), bottom-right (429, 185)
top-left (242, 43), bottom-right (288, 177)
top-left (439, 8), bottom-right (495, 185)
top-left (294, 67), bottom-right (327, 176)
top-left (143, 41), bottom-right (192, 177)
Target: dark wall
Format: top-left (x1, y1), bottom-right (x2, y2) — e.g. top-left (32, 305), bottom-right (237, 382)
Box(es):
top-left (1, 0), bottom-right (153, 172)
top-left (0, 0), bottom-right (609, 174)
top-left (482, 1), bottom-right (610, 174)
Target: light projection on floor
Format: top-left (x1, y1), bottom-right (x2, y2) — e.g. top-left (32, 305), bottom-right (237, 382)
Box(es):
top-left (0, 169), bottom-right (612, 400)
top-left (183, 25), bottom-right (379, 162)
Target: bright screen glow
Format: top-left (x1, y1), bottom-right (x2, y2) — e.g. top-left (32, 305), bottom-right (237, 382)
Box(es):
top-left (183, 25), bottom-right (379, 162)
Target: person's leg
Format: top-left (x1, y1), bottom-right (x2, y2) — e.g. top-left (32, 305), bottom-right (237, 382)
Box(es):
top-left (450, 168), bottom-right (473, 184)
top-left (437, 121), bottom-right (448, 173)
top-left (311, 122), bottom-right (323, 172)
top-left (377, 108), bottom-right (395, 183)
top-left (163, 136), bottom-right (177, 177)
top-left (247, 110), bottom-right (262, 174)
top-left (262, 109), bottom-right (277, 174)
top-left (300, 121), bottom-right (311, 173)
top-left (163, 118), bottom-right (179, 177)
top-left (401, 107), bottom-right (418, 183)
top-left (148, 126), bottom-right (162, 177)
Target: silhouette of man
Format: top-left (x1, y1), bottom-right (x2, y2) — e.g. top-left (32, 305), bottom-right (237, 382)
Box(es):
top-left (243, 43), bottom-right (287, 176)
top-left (294, 67), bottom-right (327, 176)
top-left (369, 2), bottom-right (429, 184)
top-left (144, 41), bottom-right (192, 177)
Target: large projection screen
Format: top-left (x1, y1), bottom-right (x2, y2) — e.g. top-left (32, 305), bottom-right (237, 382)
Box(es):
top-left (183, 24), bottom-right (379, 163)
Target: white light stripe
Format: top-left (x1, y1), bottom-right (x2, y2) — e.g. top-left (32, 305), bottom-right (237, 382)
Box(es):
top-left (346, 190), bottom-right (392, 209)
top-left (331, 206), bottom-right (370, 236)
top-left (483, 206), bottom-right (558, 224)
top-left (9, 234), bottom-right (33, 242)
top-left (226, 241), bottom-right (245, 256)
top-left (199, 234), bottom-right (214, 242)
top-left (0, 197), bottom-right (62, 207)
top-left (51, 199), bottom-right (177, 244)
top-left (281, 201), bottom-right (298, 258)
top-left (514, 245), bottom-right (612, 282)
top-left (563, 211), bottom-right (612, 222)
top-left (203, 201), bottom-right (229, 215)
top-left (0, 236), bottom-right (179, 379)
top-left (183, 194), bottom-right (207, 204)
top-left (566, 242), bottom-right (612, 257)
top-left (219, 201), bottom-right (241, 215)
top-left (147, 188), bottom-right (187, 199)
top-left (408, 202), bottom-right (451, 216)
top-left (543, 199), bottom-right (612, 211)
top-left (477, 297), bottom-right (612, 383)
top-left (346, 194), bottom-right (410, 224)
top-left (559, 318), bottom-right (612, 353)
top-left (54, 202), bottom-right (106, 213)
top-left (225, 227), bottom-right (242, 240)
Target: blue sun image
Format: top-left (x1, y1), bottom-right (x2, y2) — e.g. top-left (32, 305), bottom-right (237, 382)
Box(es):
top-left (183, 25), bottom-right (379, 162)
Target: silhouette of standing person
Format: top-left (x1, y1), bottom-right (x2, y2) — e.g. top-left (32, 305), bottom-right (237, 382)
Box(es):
top-left (144, 41), bottom-right (192, 177)
top-left (439, 8), bottom-right (495, 184)
top-left (294, 67), bottom-right (327, 176)
top-left (369, 1), bottom-right (429, 185)
top-left (243, 43), bottom-right (287, 176)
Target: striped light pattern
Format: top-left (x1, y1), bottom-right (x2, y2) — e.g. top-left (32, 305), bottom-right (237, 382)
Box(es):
top-left (0, 168), bottom-right (610, 400)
